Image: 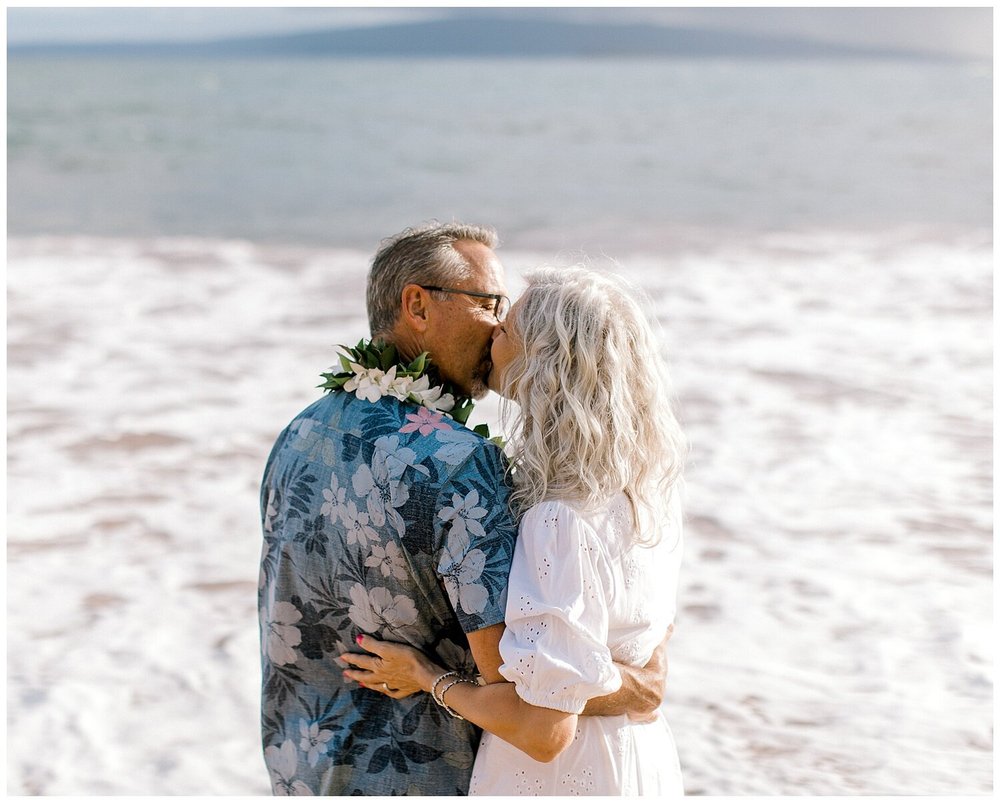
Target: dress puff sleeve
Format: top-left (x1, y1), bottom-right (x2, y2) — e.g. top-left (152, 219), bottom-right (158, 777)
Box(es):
top-left (498, 500), bottom-right (622, 714)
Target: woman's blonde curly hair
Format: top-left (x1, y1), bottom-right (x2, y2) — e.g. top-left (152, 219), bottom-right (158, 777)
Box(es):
top-left (499, 266), bottom-right (686, 544)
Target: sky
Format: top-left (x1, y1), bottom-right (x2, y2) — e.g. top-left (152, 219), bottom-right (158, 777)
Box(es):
top-left (5, 5), bottom-right (994, 60)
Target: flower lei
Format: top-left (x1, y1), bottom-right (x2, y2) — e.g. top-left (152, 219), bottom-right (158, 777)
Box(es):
top-left (320, 338), bottom-right (501, 444)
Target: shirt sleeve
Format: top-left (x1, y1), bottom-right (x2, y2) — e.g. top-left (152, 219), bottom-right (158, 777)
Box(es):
top-left (434, 443), bottom-right (518, 634)
top-left (498, 500), bottom-right (622, 714)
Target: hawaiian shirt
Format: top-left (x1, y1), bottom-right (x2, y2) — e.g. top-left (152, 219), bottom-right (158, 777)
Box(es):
top-left (258, 390), bottom-right (518, 795)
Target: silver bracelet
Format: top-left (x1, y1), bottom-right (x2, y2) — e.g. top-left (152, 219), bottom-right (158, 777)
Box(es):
top-left (437, 676), bottom-right (478, 720)
top-left (430, 671), bottom-right (461, 706)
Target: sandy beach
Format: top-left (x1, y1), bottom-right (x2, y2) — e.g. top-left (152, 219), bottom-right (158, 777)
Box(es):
top-left (6, 228), bottom-right (991, 794)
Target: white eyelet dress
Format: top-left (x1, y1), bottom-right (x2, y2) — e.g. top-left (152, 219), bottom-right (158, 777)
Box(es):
top-left (469, 493), bottom-right (684, 796)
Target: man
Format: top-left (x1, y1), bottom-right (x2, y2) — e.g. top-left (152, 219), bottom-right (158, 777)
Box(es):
top-left (258, 222), bottom-right (666, 795)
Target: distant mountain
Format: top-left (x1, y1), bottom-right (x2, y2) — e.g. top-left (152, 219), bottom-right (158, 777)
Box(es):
top-left (8, 16), bottom-right (952, 61)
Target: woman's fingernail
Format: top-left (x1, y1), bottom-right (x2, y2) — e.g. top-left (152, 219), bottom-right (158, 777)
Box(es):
top-left (359, 682), bottom-right (366, 688)
top-left (356, 635), bottom-right (363, 644)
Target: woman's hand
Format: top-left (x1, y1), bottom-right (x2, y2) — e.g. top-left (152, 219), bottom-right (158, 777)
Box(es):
top-left (345, 635), bottom-right (578, 763)
top-left (339, 635), bottom-right (443, 700)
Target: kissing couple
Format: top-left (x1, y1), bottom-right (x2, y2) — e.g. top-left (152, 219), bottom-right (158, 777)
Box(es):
top-left (259, 221), bottom-right (686, 796)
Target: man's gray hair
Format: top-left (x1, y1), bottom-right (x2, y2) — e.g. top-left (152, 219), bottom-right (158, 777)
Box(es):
top-left (366, 222), bottom-right (499, 336)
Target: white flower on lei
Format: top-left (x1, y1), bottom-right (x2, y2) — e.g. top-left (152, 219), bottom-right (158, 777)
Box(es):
top-left (385, 372), bottom-right (418, 401)
top-left (365, 540), bottom-right (409, 580)
top-left (344, 364), bottom-right (422, 405)
top-left (348, 583), bottom-right (419, 633)
top-left (261, 593), bottom-right (302, 666)
top-left (299, 720), bottom-right (335, 768)
top-left (265, 739), bottom-right (315, 795)
top-left (432, 392), bottom-right (456, 413)
top-left (343, 363), bottom-right (391, 404)
top-left (437, 530), bottom-right (489, 615)
top-left (438, 489), bottom-right (489, 540)
top-left (407, 374), bottom-right (456, 413)
top-left (340, 357), bottom-right (458, 414)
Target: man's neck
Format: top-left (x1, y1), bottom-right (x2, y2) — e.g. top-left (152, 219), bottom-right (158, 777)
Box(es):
top-left (376, 328), bottom-right (424, 365)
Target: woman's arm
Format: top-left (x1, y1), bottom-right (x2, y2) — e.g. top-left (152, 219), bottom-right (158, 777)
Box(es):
top-left (340, 635), bottom-right (577, 763)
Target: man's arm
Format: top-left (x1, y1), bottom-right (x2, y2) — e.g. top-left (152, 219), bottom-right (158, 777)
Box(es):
top-left (470, 623), bottom-right (673, 719)
top-left (582, 624), bottom-right (673, 718)
top-left (466, 622), bottom-right (506, 683)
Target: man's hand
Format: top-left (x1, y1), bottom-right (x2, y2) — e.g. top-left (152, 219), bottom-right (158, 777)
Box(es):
top-left (582, 623), bottom-right (673, 719)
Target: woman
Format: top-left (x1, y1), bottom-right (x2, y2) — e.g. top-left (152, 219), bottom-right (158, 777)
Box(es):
top-left (342, 266), bottom-right (686, 795)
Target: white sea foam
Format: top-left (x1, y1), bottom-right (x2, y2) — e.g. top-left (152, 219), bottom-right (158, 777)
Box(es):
top-left (6, 230), bottom-right (992, 794)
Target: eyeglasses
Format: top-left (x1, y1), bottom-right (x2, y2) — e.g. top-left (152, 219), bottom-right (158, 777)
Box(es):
top-left (419, 285), bottom-right (511, 322)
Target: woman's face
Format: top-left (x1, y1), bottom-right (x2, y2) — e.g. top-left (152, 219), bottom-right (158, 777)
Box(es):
top-left (487, 299), bottom-right (524, 398)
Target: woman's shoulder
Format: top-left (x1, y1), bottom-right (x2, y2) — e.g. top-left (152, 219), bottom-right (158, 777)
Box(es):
top-left (521, 496), bottom-right (571, 514)
top-left (519, 498), bottom-right (589, 538)
top-left (518, 498), bottom-right (615, 555)
top-left (520, 497), bottom-right (589, 528)
top-left (539, 492), bottom-right (681, 554)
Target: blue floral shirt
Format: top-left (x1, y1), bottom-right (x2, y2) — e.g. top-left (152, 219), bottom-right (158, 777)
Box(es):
top-left (258, 390), bottom-right (517, 795)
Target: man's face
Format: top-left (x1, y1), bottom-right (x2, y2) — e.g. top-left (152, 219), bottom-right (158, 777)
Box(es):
top-left (422, 240), bottom-right (507, 399)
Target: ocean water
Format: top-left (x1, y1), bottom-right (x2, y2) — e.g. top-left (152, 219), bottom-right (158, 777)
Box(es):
top-left (7, 56), bottom-right (992, 249)
top-left (6, 54), bottom-right (993, 795)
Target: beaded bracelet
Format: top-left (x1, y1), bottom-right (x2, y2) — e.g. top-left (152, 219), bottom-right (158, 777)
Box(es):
top-left (430, 671), bottom-right (461, 706)
top-left (437, 676), bottom-right (479, 720)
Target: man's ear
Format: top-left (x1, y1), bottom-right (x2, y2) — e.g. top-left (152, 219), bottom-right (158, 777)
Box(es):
top-left (399, 285), bottom-right (430, 333)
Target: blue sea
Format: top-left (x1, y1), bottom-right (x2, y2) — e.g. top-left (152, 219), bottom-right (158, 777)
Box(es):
top-left (7, 56), bottom-right (992, 249)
